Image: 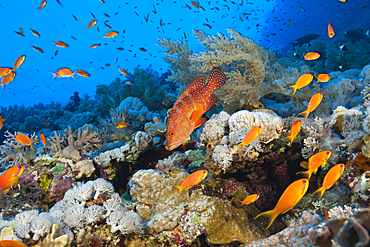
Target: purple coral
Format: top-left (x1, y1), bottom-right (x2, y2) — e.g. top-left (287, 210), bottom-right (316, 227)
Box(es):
top-left (49, 167), bottom-right (75, 204)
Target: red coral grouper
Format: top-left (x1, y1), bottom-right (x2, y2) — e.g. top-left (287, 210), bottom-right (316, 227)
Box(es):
top-left (166, 67), bottom-right (226, 151)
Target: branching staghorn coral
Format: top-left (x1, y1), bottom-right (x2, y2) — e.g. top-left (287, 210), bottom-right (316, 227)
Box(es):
top-left (48, 125), bottom-right (101, 162)
top-left (158, 28), bottom-right (310, 113)
top-left (0, 131), bottom-right (38, 169)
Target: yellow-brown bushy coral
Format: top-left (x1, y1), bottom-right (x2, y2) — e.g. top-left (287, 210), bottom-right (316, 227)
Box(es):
top-left (158, 29), bottom-right (310, 113)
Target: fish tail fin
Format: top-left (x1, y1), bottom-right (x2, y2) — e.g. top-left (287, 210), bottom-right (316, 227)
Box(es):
top-left (296, 170), bottom-right (312, 180)
top-left (51, 72), bottom-right (57, 80)
top-left (173, 184), bottom-right (183, 196)
top-left (44, 147), bottom-right (47, 154)
top-left (289, 85), bottom-right (297, 95)
top-left (254, 210), bottom-right (278, 230)
top-left (237, 142), bottom-right (245, 151)
top-left (238, 199), bottom-right (245, 206)
top-left (298, 110), bottom-right (310, 121)
top-left (312, 187), bottom-right (325, 200)
top-left (285, 135), bottom-right (293, 146)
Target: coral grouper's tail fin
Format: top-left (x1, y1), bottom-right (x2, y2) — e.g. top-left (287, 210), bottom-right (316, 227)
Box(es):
top-left (206, 67), bottom-right (226, 92)
top-left (254, 209), bottom-right (278, 230)
top-left (173, 184), bottom-right (183, 196)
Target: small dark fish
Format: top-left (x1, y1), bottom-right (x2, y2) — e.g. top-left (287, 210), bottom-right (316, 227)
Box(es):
top-left (72, 14), bottom-right (78, 21)
top-left (56, 0), bottom-right (63, 7)
top-left (55, 50), bottom-right (58, 56)
top-left (139, 47), bottom-right (147, 52)
top-left (14, 28), bottom-right (25, 37)
top-left (300, 5), bottom-right (305, 11)
top-left (339, 45), bottom-right (348, 51)
top-left (293, 52), bottom-right (300, 58)
top-left (117, 47), bottom-right (124, 50)
top-left (31, 46), bottom-right (44, 53)
top-left (71, 36), bottom-right (77, 40)
top-left (90, 12), bottom-right (95, 18)
top-left (104, 13), bottom-right (110, 17)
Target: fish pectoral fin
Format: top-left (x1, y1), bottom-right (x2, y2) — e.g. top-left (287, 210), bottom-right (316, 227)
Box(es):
top-left (194, 118), bottom-right (206, 129)
top-left (190, 104), bottom-right (205, 124)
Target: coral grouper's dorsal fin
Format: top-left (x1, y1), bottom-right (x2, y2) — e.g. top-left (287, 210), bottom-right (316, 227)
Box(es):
top-left (204, 94), bottom-right (217, 112)
top-left (206, 67), bottom-right (227, 92)
top-left (173, 75), bottom-right (206, 108)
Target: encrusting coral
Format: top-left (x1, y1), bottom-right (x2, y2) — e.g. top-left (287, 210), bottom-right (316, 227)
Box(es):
top-left (197, 110), bottom-right (283, 173)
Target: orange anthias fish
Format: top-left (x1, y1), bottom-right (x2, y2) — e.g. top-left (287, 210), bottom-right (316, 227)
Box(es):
top-left (285, 120), bottom-right (301, 146)
top-left (316, 73), bottom-right (330, 82)
top-left (1, 71), bottom-right (16, 89)
top-left (0, 115), bottom-right (3, 130)
top-left (37, 1), bottom-right (47, 10)
top-left (54, 41), bottom-right (68, 48)
top-left (237, 126), bottom-right (262, 151)
top-left (30, 29), bottom-right (41, 37)
top-left (52, 68), bottom-right (75, 80)
top-left (15, 134), bottom-right (35, 151)
top-left (13, 55), bottom-right (26, 71)
top-left (298, 93), bottom-right (323, 121)
top-left (166, 67), bottom-right (226, 151)
top-left (116, 121), bottom-right (130, 128)
top-left (254, 178), bottom-right (309, 230)
top-left (31, 46), bottom-right (44, 53)
top-left (174, 170), bottom-right (208, 196)
top-left (104, 31), bottom-right (118, 38)
top-left (138, 116), bottom-right (144, 121)
top-left (190, 1), bottom-right (199, 8)
top-left (0, 165), bottom-right (24, 195)
top-left (75, 70), bottom-right (90, 77)
top-left (88, 44), bottom-right (100, 49)
top-left (304, 52), bottom-right (320, 61)
top-left (239, 194), bottom-right (259, 206)
top-left (40, 133), bottom-right (47, 153)
top-left (0, 240), bottom-right (28, 247)
top-left (119, 69), bottom-right (128, 76)
top-left (328, 23), bottom-right (335, 38)
top-left (313, 163), bottom-right (345, 200)
top-left (86, 20), bottom-right (97, 29)
top-left (297, 150), bottom-right (331, 179)
top-left (0, 68), bottom-right (12, 78)
top-left (290, 74), bottom-right (313, 95)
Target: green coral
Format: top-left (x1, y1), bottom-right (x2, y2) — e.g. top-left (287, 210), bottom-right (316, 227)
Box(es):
top-left (46, 162), bottom-right (65, 176)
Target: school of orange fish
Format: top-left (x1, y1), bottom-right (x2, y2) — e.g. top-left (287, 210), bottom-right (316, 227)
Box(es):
top-left (0, 0), bottom-right (355, 244)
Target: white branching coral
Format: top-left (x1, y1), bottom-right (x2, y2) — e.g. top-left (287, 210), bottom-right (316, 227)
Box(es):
top-left (108, 210), bottom-right (144, 235)
top-left (64, 206), bottom-right (85, 228)
top-left (83, 205), bottom-right (104, 225)
top-left (30, 215), bottom-right (53, 241)
top-left (14, 209), bottom-right (39, 226)
top-left (15, 224), bottom-right (31, 239)
top-left (93, 144), bottom-right (130, 167)
top-left (103, 199), bottom-right (126, 218)
top-left (93, 178), bottom-right (114, 199)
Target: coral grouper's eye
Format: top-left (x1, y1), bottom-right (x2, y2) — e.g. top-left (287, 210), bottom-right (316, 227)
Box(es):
top-left (170, 132), bottom-right (174, 136)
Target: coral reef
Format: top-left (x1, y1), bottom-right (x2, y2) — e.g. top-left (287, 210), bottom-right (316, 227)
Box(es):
top-left (312, 207), bottom-right (369, 247)
top-left (158, 28), bottom-right (311, 113)
top-left (48, 125), bottom-right (101, 162)
top-left (128, 168), bottom-right (270, 245)
top-left (0, 131), bottom-right (37, 169)
top-left (197, 110), bottom-right (283, 173)
top-left (246, 211), bottom-right (324, 247)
